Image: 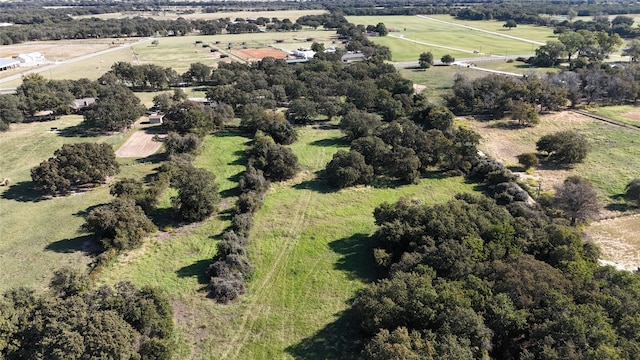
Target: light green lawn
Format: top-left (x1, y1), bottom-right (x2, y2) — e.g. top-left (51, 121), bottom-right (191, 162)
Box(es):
top-left (586, 105), bottom-right (640, 127)
top-left (0, 116), bottom-right (124, 292)
top-left (98, 124), bottom-right (478, 360)
top-left (399, 66), bottom-right (485, 103)
top-left (347, 15), bottom-right (550, 62)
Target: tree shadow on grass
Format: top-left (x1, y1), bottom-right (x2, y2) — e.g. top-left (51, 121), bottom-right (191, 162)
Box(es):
top-left (1, 181), bottom-right (43, 202)
top-left (328, 233), bottom-right (377, 283)
top-left (285, 307), bottom-right (366, 360)
top-left (606, 194), bottom-right (632, 212)
top-left (137, 152), bottom-right (167, 165)
top-left (45, 234), bottom-right (101, 254)
top-left (228, 150), bottom-right (248, 166)
top-left (309, 137), bottom-right (350, 148)
top-left (176, 259), bottom-right (211, 286)
top-left (292, 174), bottom-right (334, 194)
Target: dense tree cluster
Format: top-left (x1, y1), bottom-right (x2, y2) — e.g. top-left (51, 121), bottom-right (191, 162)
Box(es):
top-left (163, 100), bottom-right (227, 137)
top-left (31, 143), bottom-right (119, 195)
top-left (354, 191), bottom-right (640, 359)
top-left (327, 103), bottom-right (479, 188)
top-left (0, 272), bottom-right (174, 359)
top-left (83, 84), bottom-right (146, 132)
top-left (446, 74), bottom-right (567, 119)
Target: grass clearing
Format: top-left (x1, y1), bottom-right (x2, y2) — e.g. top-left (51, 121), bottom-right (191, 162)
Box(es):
top-left (347, 15), bottom-right (552, 61)
top-left (585, 105), bottom-right (640, 127)
top-left (0, 116), bottom-right (125, 293)
top-left (399, 66), bottom-right (486, 103)
top-left (584, 214), bottom-right (640, 270)
top-left (472, 59), bottom-right (559, 75)
top-left (97, 123), bottom-right (478, 359)
top-left (467, 111), bottom-right (640, 205)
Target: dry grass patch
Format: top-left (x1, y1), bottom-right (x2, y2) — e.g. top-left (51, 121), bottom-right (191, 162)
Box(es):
top-left (585, 214), bottom-right (640, 271)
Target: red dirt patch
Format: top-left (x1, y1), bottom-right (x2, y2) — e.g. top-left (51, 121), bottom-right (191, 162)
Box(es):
top-left (115, 131), bottom-right (163, 158)
top-left (231, 47), bottom-right (288, 61)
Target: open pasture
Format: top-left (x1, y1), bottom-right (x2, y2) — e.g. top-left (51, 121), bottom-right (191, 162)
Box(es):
top-left (586, 105), bottom-right (640, 127)
top-left (99, 124), bottom-right (478, 359)
top-left (0, 116), bottom-right (126, 292)
top-left (467, 110), bottom-right (640, 203)
top-left (347, 15), bottom-right (551, 61)
top-left (585, 214), bottom-right (640, 271)
top-left (73, 9), bottom-right (327, 22)
top-left (426, 14), bottom-right (559, 44)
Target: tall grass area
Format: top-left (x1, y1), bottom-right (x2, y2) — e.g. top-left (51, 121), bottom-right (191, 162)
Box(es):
top-left (98, 123), bottom-right (477, 359)
top-left (0, 116), bottom-right (124, 292)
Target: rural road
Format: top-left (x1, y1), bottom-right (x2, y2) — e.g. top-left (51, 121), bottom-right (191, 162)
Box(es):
top-left (416, 15), bottom-right (546, 46)
top-left (0, 37), bottom-right (153, 90)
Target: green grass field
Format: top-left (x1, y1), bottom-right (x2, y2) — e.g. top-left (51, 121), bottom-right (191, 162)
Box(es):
top-left (347, 15), bottom-right (554, 62)
top-left (0, 116), bottom-right (126, 292)
top-left (97, 123), bottom-right (478, 359)
top-left (586, 105), bottom-right (640, 127)
top-left (469, 111), bottom-right (640, 202)
top-left (400, 65), bottom-right (486, 103)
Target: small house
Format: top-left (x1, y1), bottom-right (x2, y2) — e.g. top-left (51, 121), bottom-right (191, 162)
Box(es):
top-left (149, 113), bottom-right (164, 124)
top-left (69, 98), bottom-right (96, 113)
top-left (341, 53), bottom-right (366, 64)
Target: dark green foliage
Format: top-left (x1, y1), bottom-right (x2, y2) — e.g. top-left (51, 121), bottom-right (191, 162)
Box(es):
top-left (0, 94), bottom-right (22, 131)
top-left (412, 104), bottom-right (455, 136)
top-left (208, 275), bottom-right (246, 303)
top-left (16, 74), bottom-right (74, 116)
top-left (171, 165), bottom-right (220, 222)
top-left (286, 98), bottom-right (318, 124)
top-left (249, 136), bottom-right (299, 182)
top-left (49, 267), bottom-right (90, 299)
top-left (441, 54), bottom-right (455, 65)
top-left (83, 84), bottom-right (146, 132)
top-left (238, 166), bottom-right (270, 194)
top-left (510, 101), bottom-right (539, 126)
top-left (351, 136), bottom-right (390, 173)
top-left (240, 106), bottom-right (297, 145)
top-left (235, 191), bottom-right (264, 215)
top-left (1, 280), bottom-right (174, 359)
top-left (163, 100), bottom-right (222, 137)
top-left (338, 109), bottom-right (382, 141)
top-left (624, 178), bottom-right (640, 207)
top-left (110, 178), bottom-right (160, 215)
top-left (231, 212), bottom-right (253, 238)
top-left (164, 131), bottom-right (202, 155)
top-left (418, 52), bottom-right (434, 69)
top-left (83, 197), bottom-right (156, 252)
top-left (536, 130), bottom-right (589, 166)
top-left (553, 176), bottom-right (600, 225)
top-left (31, 143), bottom-right (119, 195)
top-left (517, 152), bottom-right (539, 170)
top-left (325, 150), bottom-right (374, 188)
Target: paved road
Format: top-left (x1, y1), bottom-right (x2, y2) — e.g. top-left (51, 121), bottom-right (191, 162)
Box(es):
top-left (0, 37), bottom-right (152, 90)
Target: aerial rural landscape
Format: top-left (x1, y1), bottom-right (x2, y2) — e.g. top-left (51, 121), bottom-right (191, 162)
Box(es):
top-left (1, 0), bottom-right (640, 359)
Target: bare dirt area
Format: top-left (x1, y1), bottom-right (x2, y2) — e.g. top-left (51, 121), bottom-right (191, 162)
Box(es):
top-left (115, 130), bottom-right (163, 158)
top-left (230, 47), bottom-right (289, 61)
top-left (585, 214), bottom-right (640, 271)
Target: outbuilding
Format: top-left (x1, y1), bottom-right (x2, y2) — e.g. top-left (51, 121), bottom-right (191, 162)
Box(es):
top-left (16, 52), bottom-right (46, 66)
top-left (0, 58), bottom-right (20, 71)
top-left (149, 113), bottom-right (164, 124)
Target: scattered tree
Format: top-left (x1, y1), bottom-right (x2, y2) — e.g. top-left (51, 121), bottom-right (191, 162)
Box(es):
top-left (517, 152), bottom-right (539, 170)
top-left (83, 85), bottom-right (146, 132)
top-left (536, 130), bottom-right (589, 166)
top-left (418, 52), bottom-right (434, 69)
top-left (510, 101), bottom-right (539, 126)
top-left (325, 150), bottom-right (374, 188)
top-left (172, 166), bottom-right (220, 222)
top-left (31, 143), bottom-right (119, 194)
top-left (83, 197), bottom-right (156, 251)
top-left (503, 20), bottom-right (517, 30)
top-left (625, 178), bottom-right (640, 207)
top-left (440, 54), bottom-right (455, 65)
top-left (554, 176), bottom-right (600, 225)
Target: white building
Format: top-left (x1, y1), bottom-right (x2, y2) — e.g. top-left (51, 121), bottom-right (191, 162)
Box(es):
top-left (16, 52), bottom-right (46, 66)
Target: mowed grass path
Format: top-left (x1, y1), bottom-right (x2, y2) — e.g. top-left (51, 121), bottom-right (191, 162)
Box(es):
top-left (347, 15), bottom-right (553, 61)
top-left (99, 124), bottom-right (477, 359)
top-left (0, 116), bottom-right (125, 292)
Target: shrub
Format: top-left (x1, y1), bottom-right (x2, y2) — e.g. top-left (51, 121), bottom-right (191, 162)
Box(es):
top-left (231, 212), bottom-right (253, 237)
top-left (625, 178), bottom-right (640, 207)
top-left (208, 275), bottom-right (246, 303)
top-left (517, 153), bottom-right (539, 170)
top-left (235, 191), bottom-right (264, 214)
top-left (239, 166), bottom-right (270, 194)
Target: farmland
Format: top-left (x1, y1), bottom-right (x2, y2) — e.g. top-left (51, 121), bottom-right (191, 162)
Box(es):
top-left (347, 15), bottom-right (556, 61)
top-left (98, 124), bottom-right (478, 359)
top-left (2, 8), bottom-right (640, 359)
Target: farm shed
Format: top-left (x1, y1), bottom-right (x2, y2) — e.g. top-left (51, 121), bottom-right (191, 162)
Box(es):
top-left (0, 58), bottom-right (20, 71)
top-left (341, 53), bottom-right (366, 64)
top-left (148, 113), bottom-right (164, 124)
top-left (16, 52), bottom-right (45, 66)
top-left (69, 98), bottom-right (96, 113)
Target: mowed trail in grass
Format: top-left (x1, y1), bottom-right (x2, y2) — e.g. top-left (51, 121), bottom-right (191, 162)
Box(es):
top-left (0, 116), bottom-right (125, 292)
top-left (347, 15), bottom-right (555, 61)
top-left (99, 124), bottom-right (477, 359)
